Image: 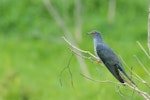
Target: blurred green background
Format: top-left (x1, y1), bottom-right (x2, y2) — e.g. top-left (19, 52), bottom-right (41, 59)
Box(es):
top-left (0, 0), bottom-right (150, 100)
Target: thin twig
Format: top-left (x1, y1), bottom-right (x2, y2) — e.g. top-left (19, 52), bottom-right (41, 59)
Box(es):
top-left (81, 73), bottom-right (122, 85)
top-left (59, 53), bottom-right (74, 87)
top-left (136, 41), bottom-right (150, 60)
top-left (115, 85), bottom-right (127, 100)
top-left (62, 36), bottom-right (99, 60)
top-left (82, 72), bottom-right (150, 100)
top-left (134, 55), bottom-right (150, 77)
top-left (126, 83), bottom-right (150, 100)
top-left (120, 56), bottom-right (150, 89)
top-left (70, 48), bottom-right (96, 62)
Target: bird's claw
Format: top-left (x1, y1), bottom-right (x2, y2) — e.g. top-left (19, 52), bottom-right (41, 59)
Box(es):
top-left (96, 59), bottom-right (101, 63)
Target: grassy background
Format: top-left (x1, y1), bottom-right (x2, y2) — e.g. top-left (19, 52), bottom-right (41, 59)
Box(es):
top-left (0, 0), bottom-right (150, 100)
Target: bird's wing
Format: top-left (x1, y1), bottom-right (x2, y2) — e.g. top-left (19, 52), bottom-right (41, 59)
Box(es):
top-left (96, 43), bottom-right (118, 64)
top-left (96, 44), bottom-right (125, 83)
top-left (105, 62), bottom-right (125, 83)
top-left (96, 43), bottom-right (135, 84)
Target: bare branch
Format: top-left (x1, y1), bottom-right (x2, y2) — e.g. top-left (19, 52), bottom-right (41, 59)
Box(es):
top-left (134, 55), bottom-right (150, 77)
top-left (137, 41), bottom-right (150, 60)
top-left (82, 73), bottom-right (150, 100)
top-left (62, 36), bottom-right (99, 60)
top-left (70, 48), bottom-right (96, 62)
top-left (81, 73), bottom-right (122, 85)
top-left (120, 56), bottom-right (150, 89)
top-left (115, 85), bottom-right (127, 100)
top-left (59, 53), bottom-right (74, 87)
top-left (126, 83), bottom-right (150, 100)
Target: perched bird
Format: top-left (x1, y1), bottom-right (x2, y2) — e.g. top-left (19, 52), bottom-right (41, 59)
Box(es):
top-left (88, 30), bottom-right (134, 84)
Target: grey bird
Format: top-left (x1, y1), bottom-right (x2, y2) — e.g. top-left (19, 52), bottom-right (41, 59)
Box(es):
top-left (88, 30), bottom-right (134, 84)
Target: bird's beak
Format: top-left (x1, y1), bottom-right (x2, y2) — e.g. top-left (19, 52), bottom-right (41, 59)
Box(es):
top-left (87, 32), bottom-right (91, 35)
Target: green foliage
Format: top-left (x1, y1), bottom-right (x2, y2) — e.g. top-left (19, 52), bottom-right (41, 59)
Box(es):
top-left (0, 0), bottom-right (149, 100)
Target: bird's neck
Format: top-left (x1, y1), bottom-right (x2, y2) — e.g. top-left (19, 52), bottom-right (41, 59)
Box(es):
top-left (93, 37), bottom-right (103, 54)
top-left (93, 36), bottom-right (103, 45)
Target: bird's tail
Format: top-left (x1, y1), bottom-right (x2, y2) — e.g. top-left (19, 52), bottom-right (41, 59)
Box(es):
top-left (118, 68), bottom-right (136, 87)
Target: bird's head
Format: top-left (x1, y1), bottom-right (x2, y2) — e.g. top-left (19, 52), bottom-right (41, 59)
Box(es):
top-left (87, 30), bottom-right (102, 39)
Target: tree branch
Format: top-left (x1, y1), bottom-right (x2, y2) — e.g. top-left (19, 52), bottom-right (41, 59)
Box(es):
top-left (62, 36), bottom-right (99, 61)
top-left (136, 41), bottom-right (150, 60)
top-left (134, 55), bottom-right (150, 77)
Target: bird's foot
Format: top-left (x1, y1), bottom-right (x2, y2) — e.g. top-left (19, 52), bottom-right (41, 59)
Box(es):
top-left (96, 59), bottom-right (101, 63)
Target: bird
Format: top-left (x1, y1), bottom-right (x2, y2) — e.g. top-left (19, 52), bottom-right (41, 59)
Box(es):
top-left (88, 30), bottom-right (135, 84)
